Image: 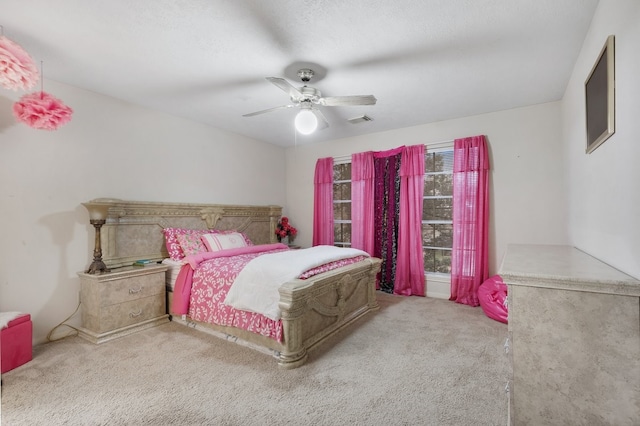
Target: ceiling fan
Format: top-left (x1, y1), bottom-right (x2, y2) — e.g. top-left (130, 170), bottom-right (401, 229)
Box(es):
top-left (243, 68), bottom-right (377, 134)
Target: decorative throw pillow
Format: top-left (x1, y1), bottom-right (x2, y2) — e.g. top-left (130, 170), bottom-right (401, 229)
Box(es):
top-left (176, 232), bottom-right (208, 257)
top-left (215, 230), bottom-right (253, 247)
top-left (201, 232), bottom-right (249, 252)
top-left (162, 228), bottom-right (189, 260)
top-left (162, 228), bottom-right (215, 260)
top-left (163, 228), bottom-right (253, 260)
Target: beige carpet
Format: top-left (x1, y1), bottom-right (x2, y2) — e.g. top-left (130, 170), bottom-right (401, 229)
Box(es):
top-left (1, 294), bottom-right (509, 425)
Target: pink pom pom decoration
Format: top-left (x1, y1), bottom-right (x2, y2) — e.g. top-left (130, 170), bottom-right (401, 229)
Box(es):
top-left (0, 35), bottom-right (39, 91)
top-left (13, 91), bottom-right (73, 130)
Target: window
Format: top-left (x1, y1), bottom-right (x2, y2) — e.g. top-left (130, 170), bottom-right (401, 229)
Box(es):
top-left (333, 162), bottom-right (351, 248)
top-left (331, 145), bottom-right (454, 274)
top-left (422, 149), bottom-right (454, 274)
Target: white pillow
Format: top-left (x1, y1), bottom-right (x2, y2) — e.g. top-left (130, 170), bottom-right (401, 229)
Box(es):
top-left (201, 232), bottom-right (249, 252)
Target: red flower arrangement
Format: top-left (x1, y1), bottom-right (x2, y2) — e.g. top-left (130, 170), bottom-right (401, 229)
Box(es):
top-left (275, 217), bottom-right (297, 242)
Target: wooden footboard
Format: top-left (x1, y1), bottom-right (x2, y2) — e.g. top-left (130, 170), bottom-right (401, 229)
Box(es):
top-left (278, 256), bottom-right (381, 368)
top-left (168, 257), bottom-right (381, 368)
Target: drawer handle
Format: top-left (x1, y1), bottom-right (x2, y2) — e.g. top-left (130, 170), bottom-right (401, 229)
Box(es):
top-left (129, 309), bottom-right (143, 318)
top-left (129, 286), bottom-right (144, 294)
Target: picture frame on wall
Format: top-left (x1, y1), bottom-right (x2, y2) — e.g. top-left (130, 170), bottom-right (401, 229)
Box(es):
top-left (584, 35), bottom-right (615, 154)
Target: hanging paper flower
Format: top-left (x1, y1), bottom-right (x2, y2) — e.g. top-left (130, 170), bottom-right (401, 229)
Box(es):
top-left (13, 91), bottom-right (73, 130)
top-left (0, 35), bottom-right (39, 91)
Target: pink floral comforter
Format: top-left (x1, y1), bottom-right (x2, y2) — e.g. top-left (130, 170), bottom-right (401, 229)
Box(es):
top-left (171, 244), bottom-right (365, 342)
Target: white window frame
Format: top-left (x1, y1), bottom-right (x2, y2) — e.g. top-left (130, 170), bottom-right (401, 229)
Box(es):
top-left (333, 158), bottom-right (352, 248)
top-left (423, 142), bottom-right (454, 280)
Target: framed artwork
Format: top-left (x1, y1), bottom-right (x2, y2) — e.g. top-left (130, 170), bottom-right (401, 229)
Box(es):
top-left (585, 35), bottom-right (615, 154)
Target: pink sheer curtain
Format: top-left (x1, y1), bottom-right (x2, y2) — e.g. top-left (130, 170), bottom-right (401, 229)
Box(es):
top-left (450, 135), bottom-right (490, 306)
top-left (313, 157), bottom-right (334, 246)
top-left (394, 144), bottom-right (425, 296)
top-left (351, 151), bottom-right (375, 255)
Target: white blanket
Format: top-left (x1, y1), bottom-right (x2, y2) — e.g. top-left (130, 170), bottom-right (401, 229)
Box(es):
top-left (224, 245), bottom-right (369, 320)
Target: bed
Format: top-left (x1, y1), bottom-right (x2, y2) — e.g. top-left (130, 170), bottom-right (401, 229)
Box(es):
top-left (89, 198), bottom-right (381, 368)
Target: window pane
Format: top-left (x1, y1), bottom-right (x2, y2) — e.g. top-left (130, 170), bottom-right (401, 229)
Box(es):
top-left (425, 174), bottom-right (453, 196)
top-left (423, 248), bottom-right (452, 274)
top-left (333, 203), bottom-right (341, 221)
top-left (333, 202), bottom-right (351, 221)
top-left (333, 163), bottom-right (351, 181)
top-left (424, 154), bottom-right (434, 173)
top-left (433, 174), bottom-right (453, 196)
top-left (342, 202), bottom-right (351, 220)
top-left (333, 182), bottom-right (351, 200)
top-left (422, 224), bottom-right (453, 248)
top-left (424, 175), bottom-right (435, 196)
top-left (423, 198), bottom-right (453, 221)
top-left (425, 151), bottom-right (454, 173)
top-left (423, 248), bottom-right (435, 271)
top-left (333, 223), bottom-right (351, 245)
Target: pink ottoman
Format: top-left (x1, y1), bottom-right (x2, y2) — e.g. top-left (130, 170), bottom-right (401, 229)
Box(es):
top-left (1, 313), bottom-right (33, 373)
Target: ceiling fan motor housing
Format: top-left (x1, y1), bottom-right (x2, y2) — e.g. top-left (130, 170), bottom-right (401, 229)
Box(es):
top-left (295, 86), bottom-right (321, 104)
top-left (297, 68), bottom-right (315, 82)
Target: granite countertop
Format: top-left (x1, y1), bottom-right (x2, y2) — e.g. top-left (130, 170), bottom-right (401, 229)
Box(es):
top-left (499, 244), bottom-right (640, 297)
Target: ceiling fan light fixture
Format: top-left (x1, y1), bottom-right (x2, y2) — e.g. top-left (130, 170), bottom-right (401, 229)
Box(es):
top-left (294, 109), bottom-right (318, 135)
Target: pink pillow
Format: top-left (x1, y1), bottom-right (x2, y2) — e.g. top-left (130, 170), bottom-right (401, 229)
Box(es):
top-left (176, 232), bottom-right (208, 256)
top-left (201, 232), bottom-right (249, 252)
top-left (162, 228), bottom-right (188, 260)
top-left (163, 228), bottom-right (253, 260)
top-left (162, 228), bottom-right (215, 260)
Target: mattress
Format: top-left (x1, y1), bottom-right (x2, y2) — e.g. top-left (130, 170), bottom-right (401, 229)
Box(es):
top-left (161, 258), bottom-right (184, 291)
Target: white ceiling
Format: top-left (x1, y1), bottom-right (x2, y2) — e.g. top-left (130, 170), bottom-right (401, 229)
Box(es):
top-left (1, 0), bottom-right (599, 147)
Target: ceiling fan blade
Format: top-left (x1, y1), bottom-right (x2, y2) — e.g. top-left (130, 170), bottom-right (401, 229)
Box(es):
top-left (313, 109), bottom-right (330, 129)
top-left (266, 77), bottom-right (303, 98)
top-left (319, 95), bottom-right (377, 107)
top-left (243, 104), bottom-right (295, 117)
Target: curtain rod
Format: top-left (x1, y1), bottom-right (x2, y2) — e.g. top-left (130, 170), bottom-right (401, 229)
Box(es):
top-left (333, 139), bottom-right (454, 163)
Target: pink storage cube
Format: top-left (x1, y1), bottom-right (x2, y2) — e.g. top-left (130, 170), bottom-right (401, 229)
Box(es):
top-left (1, 313), bottom-right (33, 373)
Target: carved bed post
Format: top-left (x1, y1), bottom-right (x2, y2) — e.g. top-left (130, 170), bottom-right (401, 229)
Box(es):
top-left (366, 258), bottom-right (382, 309)
top-left (270, 215), bottom-right (280, 243)
top-left (277, 291), bottom-right (308, 369)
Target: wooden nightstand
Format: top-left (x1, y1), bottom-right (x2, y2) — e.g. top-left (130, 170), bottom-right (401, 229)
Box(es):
top-left (77, 264), bottom-right (169, 344)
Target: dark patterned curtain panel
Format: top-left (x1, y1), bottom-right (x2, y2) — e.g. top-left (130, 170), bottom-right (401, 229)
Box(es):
top-left (373, 148), bottom-right (402, 293)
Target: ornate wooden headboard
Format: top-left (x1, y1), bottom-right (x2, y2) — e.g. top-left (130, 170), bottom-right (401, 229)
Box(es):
top-left (86, 199), bottom-right (282, 269)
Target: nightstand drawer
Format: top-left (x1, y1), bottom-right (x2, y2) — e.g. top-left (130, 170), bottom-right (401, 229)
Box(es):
top-left (98, 294), bottom-right (166, 332)
top-left (98, 273), bottom-right (164, 306)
